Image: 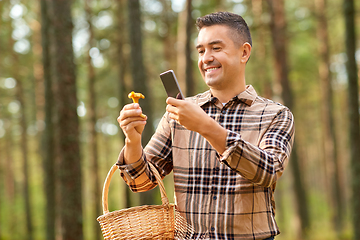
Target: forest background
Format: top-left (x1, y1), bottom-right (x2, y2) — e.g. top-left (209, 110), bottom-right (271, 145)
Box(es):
top-left (1, 0), bottom-right (360, 239)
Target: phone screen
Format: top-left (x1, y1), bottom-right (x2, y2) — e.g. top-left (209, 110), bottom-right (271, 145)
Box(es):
top-left (160, 70), bottom-right (184, 99)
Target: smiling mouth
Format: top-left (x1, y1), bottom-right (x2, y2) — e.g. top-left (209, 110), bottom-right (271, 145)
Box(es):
top-left (205, 67), bottom-right (220, 73)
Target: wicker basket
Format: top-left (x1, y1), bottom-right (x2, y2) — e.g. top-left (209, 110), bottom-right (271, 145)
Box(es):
top-left (97, 163), bottom-right (176, 239)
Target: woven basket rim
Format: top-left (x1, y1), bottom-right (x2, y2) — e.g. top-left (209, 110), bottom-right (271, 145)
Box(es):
top-left (97, 203), bottom-right (175, 222)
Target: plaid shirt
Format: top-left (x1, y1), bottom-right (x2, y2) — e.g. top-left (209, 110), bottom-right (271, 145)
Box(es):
top-left (117, 85), bottom-right (295, 240)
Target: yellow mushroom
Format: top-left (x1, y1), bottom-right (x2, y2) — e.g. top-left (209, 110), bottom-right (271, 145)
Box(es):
top-left (128, 91), bottom-right (146, 118)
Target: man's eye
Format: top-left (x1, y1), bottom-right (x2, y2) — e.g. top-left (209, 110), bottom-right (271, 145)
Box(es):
top-left (198, 50), bottom-right (204, 54)
top-left (213, 47), bottom-right (220, 51)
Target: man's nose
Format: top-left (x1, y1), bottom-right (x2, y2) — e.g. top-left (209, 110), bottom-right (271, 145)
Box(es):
top-left (202, 50), bottom-right (214, 64)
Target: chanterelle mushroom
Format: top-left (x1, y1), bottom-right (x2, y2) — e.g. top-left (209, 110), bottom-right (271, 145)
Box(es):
top-left (128, 91), bottom-right (146, 118)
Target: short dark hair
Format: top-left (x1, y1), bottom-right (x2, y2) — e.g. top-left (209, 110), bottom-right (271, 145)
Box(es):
top-left (195, 12), bottom-right (252, 47)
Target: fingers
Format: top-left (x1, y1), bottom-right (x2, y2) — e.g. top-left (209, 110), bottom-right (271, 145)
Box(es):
top-left (120, 118), bottom-right (146, 134)
top-left (166, 97), bottom-right (183, 106)
top-left (166, 104), bottom-right (177, 113)
top-left (118, 115), bottom-right (146, 128)
top-left (118, 103), bottom-right (146, 122)
top-left (117, 103), bottom-right (147, 133)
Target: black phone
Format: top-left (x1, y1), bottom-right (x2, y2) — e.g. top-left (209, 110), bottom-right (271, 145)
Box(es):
top-left (160, 70), bottom-right (185, 100)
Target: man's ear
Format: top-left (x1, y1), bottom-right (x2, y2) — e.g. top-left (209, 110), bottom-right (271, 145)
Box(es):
top-left (241, 42), bottom-right (252, 64)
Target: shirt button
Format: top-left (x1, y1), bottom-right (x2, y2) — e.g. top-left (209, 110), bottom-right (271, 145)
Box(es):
top-left (211, 227), bottom-right (215, 231)
top-left (213, 196), bottom-right (217, 200)
top-left (214, 167), bottom-right (220, 171)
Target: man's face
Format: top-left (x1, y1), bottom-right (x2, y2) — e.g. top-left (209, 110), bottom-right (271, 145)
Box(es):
top-left (196, 25), bottom-right (245, 91)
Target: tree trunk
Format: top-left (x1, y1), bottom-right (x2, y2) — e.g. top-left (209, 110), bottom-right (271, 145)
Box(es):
top-left (343, 0), bottom-right (360, 239)
top-left (15, 72), bottom-right (33, 240)
top-left (4, 120), bottom-right (16, 237)
top-left (215, 0), bottom-right (225, 11)
top-left (127, 0), bottom-right (158, 205)
top-left (159, 0), bottom-right (176, 71)
top-left (176, 0), bottom-right (194, 97)
top-left (176, 4), bottom-right (187, 93)
top-left (127, 0), bottom-right (153, 144)
top-left (315, 0), bottom-right (345, 235)
top-left (116, 0), bottom-right (133, 208)
top-left (0, 137), bottom-right (2, 238)
top-left (84, 1), bottom-right (101, 239)
top-left (49, 0), bottom-right (83, 239)
top-left (40, 0), bottom-right (56, 239)
top-left (267, 0), bottom-right (310, 237)
top-left (184, 0), bottom-right (194, 97)
top-left (117, 0), bottom-right (129, 111)
top-left (11, 32), bottom-right (34, 240)
top-left (251, 0), bottom-right (272, 99)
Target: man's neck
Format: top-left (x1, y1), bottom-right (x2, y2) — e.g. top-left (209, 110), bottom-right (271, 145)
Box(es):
top-left (211, 85), bottom-right (246, 104)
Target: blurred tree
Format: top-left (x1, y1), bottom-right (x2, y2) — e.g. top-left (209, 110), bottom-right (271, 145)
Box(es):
top-left (184, 0), bottom-right (195, 97)
top-left (343, 0), bottom-right (360, 239)
top-left (15, 74), bottom-right (33, 240)
top-left (215, 0), bottom-right (226, 11)
top-left (40, 0), bottom-right (56, 239)
top-left (177, 0), bottom-right (195, 97)
top-left (127, 0), bottom-right (153, 145)
top-left (251, 0), bottom-right (272, 99)
top-left (9, 19), bottom-right (34, 240)
top-left (84, 1), bottom-right (101, 239)
top-left (267, 0), bottom-right (310, 238)
top-left (176, 2), bottom-right (187, 91)
top-left (115, 0), bottom-right (135, 209)
top-left (116, 0), bottom-right (129, 112)
top-left (0, 2), bottom-right (17, 239)
top-left (315, 0), bottom-right (345, 235)
top-left (48, 0), bottom-right (83, 239)
top-left (3, 119), bottom-right (16, 237)
top-left (127, 0), bottom-right (157, 205)
top-left (159, 0), bottom-right (176, 71)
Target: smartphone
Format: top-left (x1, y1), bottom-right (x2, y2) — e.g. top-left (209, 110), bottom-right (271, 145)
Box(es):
top-left (160, 70), bottom-right (185, 100)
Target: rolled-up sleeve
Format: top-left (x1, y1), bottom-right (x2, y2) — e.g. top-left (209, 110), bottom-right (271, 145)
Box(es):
top-left (220, 108), bottom-right (295, 187)
top-left (116, 148), bottom-right (147, 182)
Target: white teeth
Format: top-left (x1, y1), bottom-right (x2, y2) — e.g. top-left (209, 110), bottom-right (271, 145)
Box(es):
top-left (205, 67), bottom-right (219, 72)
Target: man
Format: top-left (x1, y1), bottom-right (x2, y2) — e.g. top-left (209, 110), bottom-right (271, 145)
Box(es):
top-left (117, 11), bottom-right (294, 240)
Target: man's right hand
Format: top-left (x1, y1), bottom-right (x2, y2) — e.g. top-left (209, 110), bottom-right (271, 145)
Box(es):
top-left (117, 103), bottom-right (147, 145)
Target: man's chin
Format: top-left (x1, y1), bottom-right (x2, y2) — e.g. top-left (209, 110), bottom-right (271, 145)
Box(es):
top-left (205, 77), bottom-right (220, 88)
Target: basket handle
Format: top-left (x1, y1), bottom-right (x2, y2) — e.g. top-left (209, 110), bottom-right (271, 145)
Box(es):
top-left (101, 162), bottom-right (169, 214)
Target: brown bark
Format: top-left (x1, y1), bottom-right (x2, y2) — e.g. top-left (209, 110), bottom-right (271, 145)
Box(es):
top-left (343, 0), bottom-right (360, 238)
top-left (127, 0), bottom-right (157, 205)
top-left (315, 0), bottom-right (345, 234)
top-left (252, 0), bottom-right (272, 99)
top-left (40, 0), bottom-right (56, 239)
top-left (159, 0), bottom-right (176, 71)
top-left (15, 72), bottom-right (34, 240)
top-left (116, 0), bottom-right (133, 208)
top-left (84, 1), bottom-right (101, 239)
top-left (49, 0), bottom-right (83, 239)
top-left (117, 0), bottom-right (129, 110)
top-left (176, 0), bottom-right (194, 97)
top-left (184, 0), bottom-right (194, 97)
top-left (4, 121), bottom-right (16, 236)
top-left (267, 0), bottom-right (310, 237)
top-left (176, 5), bottom-right (187, 93)
top-left (215, 0), bottom-right (225, 11)
top-left (11, 28), bottom-right (34, 240)
top-left (127, 0), bottom-right (153, 144)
